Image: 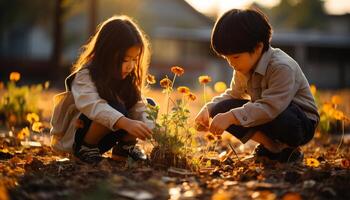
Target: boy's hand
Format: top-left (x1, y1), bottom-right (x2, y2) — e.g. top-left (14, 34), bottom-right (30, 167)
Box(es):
top-left (115, 117), bottom-right (152, 140)
top-left (209, 111), bottom-right (239, 135)
top-left (194, 107), bottom-right (210, 131)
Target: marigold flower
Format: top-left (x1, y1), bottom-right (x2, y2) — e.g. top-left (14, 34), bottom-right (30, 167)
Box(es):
top-left (177, 86), bottom-right (190, 94)
top-left (331, 95), bottom-right (343, 105)
top-left (160, 78), bottom-right (172, 88)
top-left (333, 110), bottom-right (345, 120)
top-left (26, 113), bottom-right (40, 124)
top-left (17, 127), bottom-right (30, 140)
top-left (310, 84), bottom-right (317, 96)
top-left (198, 75), bottom-right (212, 85)
top-left (32, 121), bottom-right (43, 132)
top-left (205, 133), bottom-right (216, 141)
top-left (146, 74), bottom-right (156, 84)
top-left (214, 81), bottom-right (227, 93)
top-left (9, 72), bottom-right (21, 82)
top-left (322, 103), bottom-right (333, 113)
top-left (187, 92), bottom-right (196, 101)
top-left (305, 158), bottom-right (320, 168)
top-left (171, 66), bottom-right (184, 76)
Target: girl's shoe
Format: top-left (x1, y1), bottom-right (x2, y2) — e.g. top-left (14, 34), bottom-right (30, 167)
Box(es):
top-left (277, 147), bottom-right (304, 163)
top-left (111, 141), bottom-right (147, 161)
top-left (74, 144), bottom-right (102, 164)
top-left (253, 144), bottom-right (280, 160)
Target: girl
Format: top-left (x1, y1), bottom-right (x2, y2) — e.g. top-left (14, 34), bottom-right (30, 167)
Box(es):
top-left (50, 15), bottom-right (155, 164)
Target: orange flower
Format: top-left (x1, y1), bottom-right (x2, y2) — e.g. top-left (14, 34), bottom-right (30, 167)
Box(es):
top-left (310, 84), bottom-right (317, 96)
top-left (214, 81), bottom-right (227, 93)
top-left (160, 78), bottom-right (172, 88)
top-left (9, 72), bottom-right (21, 82)
top-left (187, 92), bottom-right (196, 101)
top-left (198, 75), bottom-right (212, 85)
top-left (146, 74), bottom-right (156, 85)
top-left (305, 158), bottom-right (320, 168)
top-left (171, 66), bottom-right (184, 76)
top-left (205, 133), bottom-right (216, 141)
top-left (177, 86), bottom-right (190, 94)
top-left (0, 82), bottom-right (4, 90)
top-left (331, 95), bottom-right (343, 105)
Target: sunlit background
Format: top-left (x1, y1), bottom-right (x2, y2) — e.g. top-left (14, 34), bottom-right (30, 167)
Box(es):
top-left (0, 0), bottom-right (350, 89)
top-left (186, 0), bottom-right (350, 16)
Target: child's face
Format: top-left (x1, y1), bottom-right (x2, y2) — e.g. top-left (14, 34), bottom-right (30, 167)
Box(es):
top-left (121, 45), bottom-right (141, 79)
top-left (223, 43), bottom-right (263, 74)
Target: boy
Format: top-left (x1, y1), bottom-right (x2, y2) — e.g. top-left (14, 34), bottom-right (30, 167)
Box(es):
top-left (195, 9), bottom-right (319, 163)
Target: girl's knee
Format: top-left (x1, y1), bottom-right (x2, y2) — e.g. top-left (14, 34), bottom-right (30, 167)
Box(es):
top-left (146, 98), bottom-right (156, 106)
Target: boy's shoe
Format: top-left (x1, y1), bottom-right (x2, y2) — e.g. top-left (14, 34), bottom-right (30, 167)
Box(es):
top-left (73, 144), bottom-right (102, 164)
top-left (112, 141), bottom-right (147, 161)
top-left (277, 147), bottom-right (304, 163)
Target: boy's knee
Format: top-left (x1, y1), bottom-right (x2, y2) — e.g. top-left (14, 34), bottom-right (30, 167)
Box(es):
top-left (210, 99), bottom-right (248, 117)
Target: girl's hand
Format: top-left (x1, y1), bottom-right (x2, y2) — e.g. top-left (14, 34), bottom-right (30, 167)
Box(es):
top-left (194, 107), bottom-right (210, 131)
top-left (115, 117), bottom-right (152, 140)
top-left (209, 111), bottom-right (239, 135)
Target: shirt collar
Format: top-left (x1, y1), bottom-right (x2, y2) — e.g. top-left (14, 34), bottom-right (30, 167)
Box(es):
top-left (253, 46), bottom-right (273, 76)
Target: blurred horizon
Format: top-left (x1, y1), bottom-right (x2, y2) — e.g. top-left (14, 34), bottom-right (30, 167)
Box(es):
top-left (185, 0), bottom-right (350, 17)
top-left (0, 0), bottom-right (349, 89)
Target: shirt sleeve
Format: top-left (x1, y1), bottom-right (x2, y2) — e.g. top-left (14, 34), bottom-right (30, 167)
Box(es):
top-left (206, 70), bottom-right (248, 112)
top-left (71, 69), bottom-right (124, 131)
top-left (128, 96), bottom-right (155, 130)
top-left (231, 65), bottom-right (297, 127)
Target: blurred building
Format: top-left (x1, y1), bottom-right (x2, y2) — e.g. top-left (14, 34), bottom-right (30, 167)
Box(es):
top-left (0, 0), bottom-right (349, 88)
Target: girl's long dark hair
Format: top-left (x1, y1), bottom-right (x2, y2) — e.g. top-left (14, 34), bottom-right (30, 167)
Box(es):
top-left (71, 15), bottom-right (151, 109)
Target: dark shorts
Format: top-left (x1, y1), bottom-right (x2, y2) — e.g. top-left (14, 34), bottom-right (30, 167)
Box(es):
top-left (209, 99), bottom-right (316, 147)
top-left (73, 98), bottom-right (156, 153)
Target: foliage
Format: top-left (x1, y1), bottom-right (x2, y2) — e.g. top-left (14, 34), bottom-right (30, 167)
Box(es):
top-left (146, 67), bottom-right (200, 169)
top-left (0, 72), bottom-right (48, 129)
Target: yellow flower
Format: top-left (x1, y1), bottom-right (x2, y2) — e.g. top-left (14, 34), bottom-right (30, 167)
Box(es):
top-left (44, 81), bottom-right (50, 89)
top-left (160, 78), bottom-right (172, 88)
top-left (32, 121), bottom-right (43, 132)
top-left (171, 66), bottom-right (184, 76)
top-left (331, 95), bottom-right (343, 105)
top-left (322, 103), bottom-right (333, 113)
top-left (177, 86), bottom-right (190, 94)
top-left (146, 74), bottom-right (156, 85)
top-left (333, 110), bottom-right (345, 120)
top-left (9, 72), bottom-right (21, 82)
top-left (214, 81), bottom-right (227, 93)
top-left (305, 158), bottom-right (320, 168)
top-left (310, 84), bottom-right (317, 96)
top-left (26, 113), bottom-right (40, 124)
top-left (17, 127), bottom-right (30, 140)
top-left (187, 92), bottom-right (196, 101)
top-left (198, 75), bottom-right (212, 85)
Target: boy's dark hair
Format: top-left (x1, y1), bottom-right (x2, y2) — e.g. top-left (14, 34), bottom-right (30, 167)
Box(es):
top-left (211, 9), bottom-right (272, 55)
